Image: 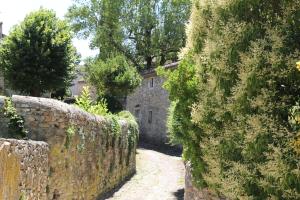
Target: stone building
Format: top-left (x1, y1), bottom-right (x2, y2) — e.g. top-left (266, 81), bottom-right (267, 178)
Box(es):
top-left (70, 68), bottom-right (87, 97)
top-left (126, 62), bottom-right (178, 145)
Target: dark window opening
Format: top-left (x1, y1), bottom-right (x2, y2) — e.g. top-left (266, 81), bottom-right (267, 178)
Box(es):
top-left (149, 78), bottom-right (154, 88)
top-left (135, 109), bottom-right (140, 118)
top-left (148, 110), bottom-right (152, 123)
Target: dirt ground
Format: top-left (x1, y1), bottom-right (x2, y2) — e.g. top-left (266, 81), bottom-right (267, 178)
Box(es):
top-left (104, 143), bottom-right (185, 200)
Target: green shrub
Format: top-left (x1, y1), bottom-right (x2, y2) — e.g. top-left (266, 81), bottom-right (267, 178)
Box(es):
top-left (162, 0), bottom-right (300, 199)
top-left (290, 102), bottom-right (300, 156)
top-left (117, 111), bottom-right (139, 164)
top-left (3, 98), bottom-right (28, 139)
top-left (75, 86), bottom-right (109, 116)
top-left (86, 55), bottom-right (142, 112)
top-left (76, 87), bottom-right (139, 155)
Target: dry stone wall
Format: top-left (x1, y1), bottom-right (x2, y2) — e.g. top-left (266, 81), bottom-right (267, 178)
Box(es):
top-left (0, 139), bottom-right (49, 200)
top-left (0, 95), bottom-right (137, 200)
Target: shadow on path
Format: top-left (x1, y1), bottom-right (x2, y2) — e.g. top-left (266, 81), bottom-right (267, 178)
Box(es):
top-left (138, 141), bottom-right (182, 157)
top-left (173, 188), bottom-right (185, 200)
top-left (97, 172), bottom-right (136, 200)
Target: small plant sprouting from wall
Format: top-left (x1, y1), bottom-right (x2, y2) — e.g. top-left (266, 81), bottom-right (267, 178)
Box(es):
top-left (3, 98), bottom-right (28, 139)
top-left (65, 125), bottom-right (76, 149)
top-left (19, 192), bottom-right (26, 200)
top-left (75, 86), bottom-right (109, 116)
top-left (77, 127), bottom-right (86, 153)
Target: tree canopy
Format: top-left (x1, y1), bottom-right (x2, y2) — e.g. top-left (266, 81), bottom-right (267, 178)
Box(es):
top-left (0, 8), bottom-right (78, 97)
top-left (86, 55), bottom-right (141, 97)
top-left (160, 0), bottom-right (300, 199)
top-left (67, 0), bottom-right (191, 69)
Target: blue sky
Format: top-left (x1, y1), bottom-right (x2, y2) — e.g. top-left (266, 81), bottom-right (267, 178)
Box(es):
top-left (0, 0), bottom-right (98, 60)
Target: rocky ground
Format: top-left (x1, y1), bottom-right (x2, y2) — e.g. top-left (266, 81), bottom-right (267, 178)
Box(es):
top-left (104, 143), bottom-right (185, 200)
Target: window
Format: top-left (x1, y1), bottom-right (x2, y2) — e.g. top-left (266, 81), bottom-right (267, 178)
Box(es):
top-left (149, 77), bottom-right (154, 88)
top-left (135, 109), bottom-right (140, 119)
top-left (148, 110), bottom-right (152, 123)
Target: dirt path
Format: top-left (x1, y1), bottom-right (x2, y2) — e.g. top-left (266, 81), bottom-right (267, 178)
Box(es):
top-left (105, 144), bottom-right (185, 200)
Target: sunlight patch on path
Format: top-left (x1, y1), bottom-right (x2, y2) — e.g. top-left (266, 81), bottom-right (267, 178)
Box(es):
top-left (105, 147), bottom-right (185, 200)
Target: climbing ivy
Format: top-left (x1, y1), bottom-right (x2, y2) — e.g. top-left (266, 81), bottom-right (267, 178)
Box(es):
top-left (2, 98), bottom-right (28, 139)
top-left (118, 111), bottom-right (139, 165)
top-left (65, 125), bottom-right (75, 149)
top-left (75, 88), bottom-right (139, 156)
top-left (103, 115), bottom-right (122, 138)
top-left (77, 127), bottom-right (86, 153)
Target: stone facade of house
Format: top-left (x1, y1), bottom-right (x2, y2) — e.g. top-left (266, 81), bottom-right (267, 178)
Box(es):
top-left (126, 63), bottom-right (178, 145)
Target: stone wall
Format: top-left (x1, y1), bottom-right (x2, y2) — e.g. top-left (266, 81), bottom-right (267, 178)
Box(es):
top-left (0, 95), bottom-right (137, 199)
top-left (184, 162), bottom-right (225, 200)
top-left (0, 139), bottom-right (49, 200)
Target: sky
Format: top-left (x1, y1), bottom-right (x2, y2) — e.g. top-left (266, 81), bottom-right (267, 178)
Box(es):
top-left (0, 0), bottom-right (98, 60)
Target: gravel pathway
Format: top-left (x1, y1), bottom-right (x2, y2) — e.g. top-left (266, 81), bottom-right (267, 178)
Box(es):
top-left (104, 144), bottom-right (185, 200)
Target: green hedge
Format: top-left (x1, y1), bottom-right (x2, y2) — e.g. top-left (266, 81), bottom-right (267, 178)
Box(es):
top-left (160, 0), bottom-right (300, 199)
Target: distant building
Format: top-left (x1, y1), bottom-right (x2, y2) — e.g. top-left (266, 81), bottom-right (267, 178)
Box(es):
top-left (126, 62), bottom-right (178, 145)
top-left (69, 68), bottom-right (96, 100)
top-left (70, 70), bottom-right (86, 97)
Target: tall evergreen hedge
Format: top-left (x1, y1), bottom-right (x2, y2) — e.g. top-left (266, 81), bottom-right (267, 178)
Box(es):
top-left (162, 0), bottom-right (300, 199)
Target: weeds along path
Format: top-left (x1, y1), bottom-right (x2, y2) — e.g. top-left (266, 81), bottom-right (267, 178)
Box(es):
top-left (104, 143), bottom-right (185, 200)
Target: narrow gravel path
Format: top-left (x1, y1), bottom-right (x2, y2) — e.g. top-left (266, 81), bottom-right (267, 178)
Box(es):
top-left (105, 144), bottom-right (185, 200)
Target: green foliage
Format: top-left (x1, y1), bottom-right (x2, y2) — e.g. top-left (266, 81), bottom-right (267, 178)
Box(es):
top-left (103, 115), bottom-right (122, 138)
top-left (67, 0), bottom-right (191, 69)
top-left (289, 103), bottom-right (300, 131)
top-left (75, 86), bottom-right (109, 116)
top-left (117, 111), bottom-right (139, 147)
top-left (157, 56), bottom-right (206, 186)
top-left (65, 125), bottom-right (76, 149)
top-left (290, 103), bottom-right (300, 156)
top-left (85, 55), bottom-right (141, 112)
top-left (117, 111), bottom-right (139, 164)
top-left (19, 193), bottom-right (26, 200)
top-left (162, 0), bottom-right (300, 199)
top-left (156, 57), bottom-right (199, 144)
top-left (75, 87), bottom-right (139, 155)
top-left (3, 98), bottom-right (28, 139)
top-left (86, 55), bottom-right (142, 98)
top-left (0, 8), bottom-right (78, 97)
